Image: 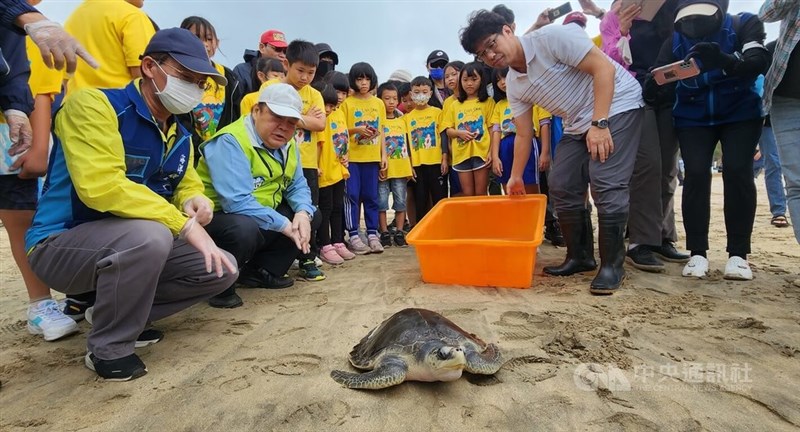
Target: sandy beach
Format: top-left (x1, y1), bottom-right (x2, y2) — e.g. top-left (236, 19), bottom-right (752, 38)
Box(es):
top-left (1, 175), bottom-right (798, 432)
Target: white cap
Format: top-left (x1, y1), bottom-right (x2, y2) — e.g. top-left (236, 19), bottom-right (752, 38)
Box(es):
top-left (675, 3), bottom-right (719, 22)
top-left (258, 83), bottom-right (303, 119)
top-left (388, 69), bottom-right (413, 83)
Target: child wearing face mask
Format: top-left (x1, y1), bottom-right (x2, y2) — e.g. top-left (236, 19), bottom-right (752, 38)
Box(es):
top-left (340, 62), bottom-right (388, 254)
top-left (442, 62), bottom-right (495, 196)
top-left (405, 76), bottom-right (446, 223)
top-left (179, 16), bottom-right (242, 160)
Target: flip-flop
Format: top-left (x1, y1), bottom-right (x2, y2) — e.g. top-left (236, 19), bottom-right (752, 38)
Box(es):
top-left (771, 215), bottom-right (790, 228)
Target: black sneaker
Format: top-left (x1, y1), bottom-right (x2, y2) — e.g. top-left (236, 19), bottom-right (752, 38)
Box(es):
top-left (237, 267), bottom-right (294, 289)
top-left (393, 231), bottom-right (408, 247)
top-left (651, 240), bottom-right (690, 263)
top-left (135, 328), bottom-right (163, 348)
top-left (380, 231), bottom-right (393, 247)
top-left (62, 298), bottom-right (92, 322)
top-left (544, 221), bottom-right (566, 247)
top-left (209, 287), bottom-right (244, 309)
top-left (625, 245), bottom-right (665, 273)
top-left (85, 352), bottom-right (147, 381)
top-left (402, 221), bottom-right (411, 233)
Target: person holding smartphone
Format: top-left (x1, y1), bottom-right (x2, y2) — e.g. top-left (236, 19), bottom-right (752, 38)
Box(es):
top-left (644, 0), bottom-right (770, 281)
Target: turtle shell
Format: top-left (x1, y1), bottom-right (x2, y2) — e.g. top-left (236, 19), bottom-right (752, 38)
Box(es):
top-left (348, 308), bottom-right (490, 369)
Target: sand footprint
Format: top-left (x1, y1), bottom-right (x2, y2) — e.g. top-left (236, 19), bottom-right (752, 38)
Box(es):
top-left (258, 354), bottom-right (322, 376)
top-left (281, 400), bottom-right (351, 428)
top-left (493, 311), bottom-right (557, 340)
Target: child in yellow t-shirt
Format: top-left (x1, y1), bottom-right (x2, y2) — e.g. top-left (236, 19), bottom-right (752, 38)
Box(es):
top-left (313, 82), bottom-right (355, 265)
top-left (339, 62), bottom-right (387, 254)
top-left (442, 62), bottom-right (495, 196)
top-left (377, 83), bottom-right (413, 247)
top-left (439, 61), bottom-right (465, 197)
top-left (489, 67), bottom-right (551, 195)
top-left (405, 76), bottom-right (445, 223)
top-left (238, 58), bottom-right (286, 116)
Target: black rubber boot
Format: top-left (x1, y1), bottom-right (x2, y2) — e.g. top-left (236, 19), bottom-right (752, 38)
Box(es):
top-left (544, 210), bottom-right (597, 276)
top-left (590, 213), bottom-right (628, 295)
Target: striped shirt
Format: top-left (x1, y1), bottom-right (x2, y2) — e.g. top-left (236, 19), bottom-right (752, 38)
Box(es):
top-left (759, 0), bottom-right (800, 112)
top-left (507, 24), bottom-right (644, 135)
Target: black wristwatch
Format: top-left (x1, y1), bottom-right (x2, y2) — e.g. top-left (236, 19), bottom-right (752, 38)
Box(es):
top-left (591, 118), bottom-right (609, 129)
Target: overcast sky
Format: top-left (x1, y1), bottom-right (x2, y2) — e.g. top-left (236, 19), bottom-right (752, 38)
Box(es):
top-left (36, 0), bottom-right (779, 80)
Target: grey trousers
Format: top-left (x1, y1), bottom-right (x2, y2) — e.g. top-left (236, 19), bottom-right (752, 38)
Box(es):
top-left (628, 106), bottom-right (664, 246)
top-left (29, 218), bottom-right (236, 360)
top-left (656, 106), bottom-right (680, 243)
top-left (550, 108), bottom-right (643, 215)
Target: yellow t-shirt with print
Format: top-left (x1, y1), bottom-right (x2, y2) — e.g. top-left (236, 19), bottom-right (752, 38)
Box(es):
top-left (440, 95), bottom-right (456, 123)
top-left (243, 79), bottom-right (325, 169)
top-left (340, 95), bottom-right (385, 163)
top-left (440, 98), bottom-right (495, 166)
top-left (404, 106), bottom-right (442, 167)
top-left (64, 0), bottom-right (155, 94)
top-left (26, 37), bottom-right (64, 98)
top-left (383, 116), bottom-right (412, 179)
top-left (319, 109), bottom-right (350, 188)
top-left (490, 100), bottom-right (553, 139)
top-left (192, 62), bottom-right (227, 141)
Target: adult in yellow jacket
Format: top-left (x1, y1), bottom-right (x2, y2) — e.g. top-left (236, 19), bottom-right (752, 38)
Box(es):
top-left (25, 29), bottom-right (237, 382)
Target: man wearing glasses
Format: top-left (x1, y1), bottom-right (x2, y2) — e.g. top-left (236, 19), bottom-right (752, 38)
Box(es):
top-left (233, 29), bottom-right (289, 96)
top-left (25, 28), bottom-right (238, 381)
top-left (460, 10), bottom-right (644, 295)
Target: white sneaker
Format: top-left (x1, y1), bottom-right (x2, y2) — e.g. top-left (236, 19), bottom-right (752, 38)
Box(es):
top-left (682, 255), bottom-right (709, 278)
top-left (314, 256), bottom-right (323, 267)
top-left (724, 256), bottom-right (753, 280)
top-left (85, 306), bottom-right (94, 326)
top-left (27, 299), bottom-right (80, 341)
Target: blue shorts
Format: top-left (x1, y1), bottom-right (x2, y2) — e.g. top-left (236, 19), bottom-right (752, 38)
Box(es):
top-left (378, 178), bottom-right (407, 212)
top-left (0, 175), bottom-right (37, 210)
top-left (498, 133), bottom-right (539, 185)
top-left (447, 168), bottom-right (461, 196)
top-left (452, 156), bottom-right (488, 173)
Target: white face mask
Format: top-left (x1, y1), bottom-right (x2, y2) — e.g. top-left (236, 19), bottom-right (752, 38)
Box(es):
top-left (152, 63), bottom-right (205, 114)
top-left (411, 92), bottom-right (431, 105)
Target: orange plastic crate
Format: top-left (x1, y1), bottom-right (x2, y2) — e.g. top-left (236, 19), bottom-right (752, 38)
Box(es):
top-left (406, 195), bottom-right (546, 288)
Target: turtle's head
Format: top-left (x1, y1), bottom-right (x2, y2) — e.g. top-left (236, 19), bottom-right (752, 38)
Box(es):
top-left (420, 344), bottom-right (467, 381)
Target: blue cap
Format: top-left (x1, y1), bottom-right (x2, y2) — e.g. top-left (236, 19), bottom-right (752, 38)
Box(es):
top-left (143, 28), bottom-right (227, 86)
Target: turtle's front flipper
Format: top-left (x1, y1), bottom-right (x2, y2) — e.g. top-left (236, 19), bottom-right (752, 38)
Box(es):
top-left (331, 357), bottom-right (408, 390)
top-left (464, 343), bottom-right (503, 375)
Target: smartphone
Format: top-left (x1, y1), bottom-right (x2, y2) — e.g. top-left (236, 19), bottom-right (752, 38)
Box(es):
top-left (548, 2), bottom-right (572, 21)
top-left (619, 0), bottom-right (666, 21)
top-left (652, 58), bottom-right (701, 85)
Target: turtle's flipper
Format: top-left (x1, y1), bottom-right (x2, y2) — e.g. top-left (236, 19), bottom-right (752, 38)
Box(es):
top-left (464, 343), bottom-right (503, 375)
top-left (331, 357), bottom-right (408, 389)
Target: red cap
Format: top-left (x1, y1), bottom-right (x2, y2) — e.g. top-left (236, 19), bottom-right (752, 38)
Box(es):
top-left (563, 11), bottom-right (588, 28)
top-left (260, 30), bottom-right (288, 47)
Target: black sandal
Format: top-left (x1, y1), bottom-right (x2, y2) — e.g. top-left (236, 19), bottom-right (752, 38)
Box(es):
top-left (771, 215), bottom-right (790, 228)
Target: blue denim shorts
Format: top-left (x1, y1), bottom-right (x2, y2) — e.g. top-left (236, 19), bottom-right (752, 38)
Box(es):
top-left (378, 178), bottom-right (408, 212)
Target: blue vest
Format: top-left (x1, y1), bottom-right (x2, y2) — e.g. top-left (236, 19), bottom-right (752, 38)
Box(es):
top-left (26, 82), bottom-right (191, 249)
top-left (671, 13), bottom-right (763, 127)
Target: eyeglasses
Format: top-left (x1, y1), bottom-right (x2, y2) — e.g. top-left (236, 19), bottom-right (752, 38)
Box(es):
top-left (160, 62), bottom-right (212, 91)
top-left (263, 44), bottom-right (287, 54)
top-left (476, 34), bottom-right (499, 62)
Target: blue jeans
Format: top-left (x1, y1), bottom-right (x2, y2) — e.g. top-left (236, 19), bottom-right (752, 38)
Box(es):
top-left (378, 178), bottom-right (408, 212)
top-left (770, 96), bottom-right (800, 243)
top-left (755, 125), bottom-right (787, 217)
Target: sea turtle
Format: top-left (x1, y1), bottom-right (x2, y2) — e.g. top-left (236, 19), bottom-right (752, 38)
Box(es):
top-left (330, 308), bottom-right (503, 389)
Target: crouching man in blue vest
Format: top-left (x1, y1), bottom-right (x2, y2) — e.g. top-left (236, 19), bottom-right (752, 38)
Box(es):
top-left (196, 83), bottom-right (318, 309)
top-left (25, 28), bottom-right (238, 381)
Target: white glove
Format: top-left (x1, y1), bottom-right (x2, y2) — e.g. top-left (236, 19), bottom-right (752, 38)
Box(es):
top-left (3, 109), bottom-right (32, 156)
top-left (24, 19), bottom-right (99, 74)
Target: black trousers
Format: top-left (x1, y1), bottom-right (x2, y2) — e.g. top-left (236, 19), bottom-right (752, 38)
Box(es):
top-left (318, 180), bottom-right (345, 246)
top-left (414, 164), bottom-right (446, 222)
top-left (677, 118), bottom-right (762, 256)
top-left (205, 202), bottom-right (320, 277)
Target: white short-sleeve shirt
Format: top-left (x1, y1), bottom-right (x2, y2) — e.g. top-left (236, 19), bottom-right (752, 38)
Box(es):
top-left (507, 24), bottom-right (644, 135)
